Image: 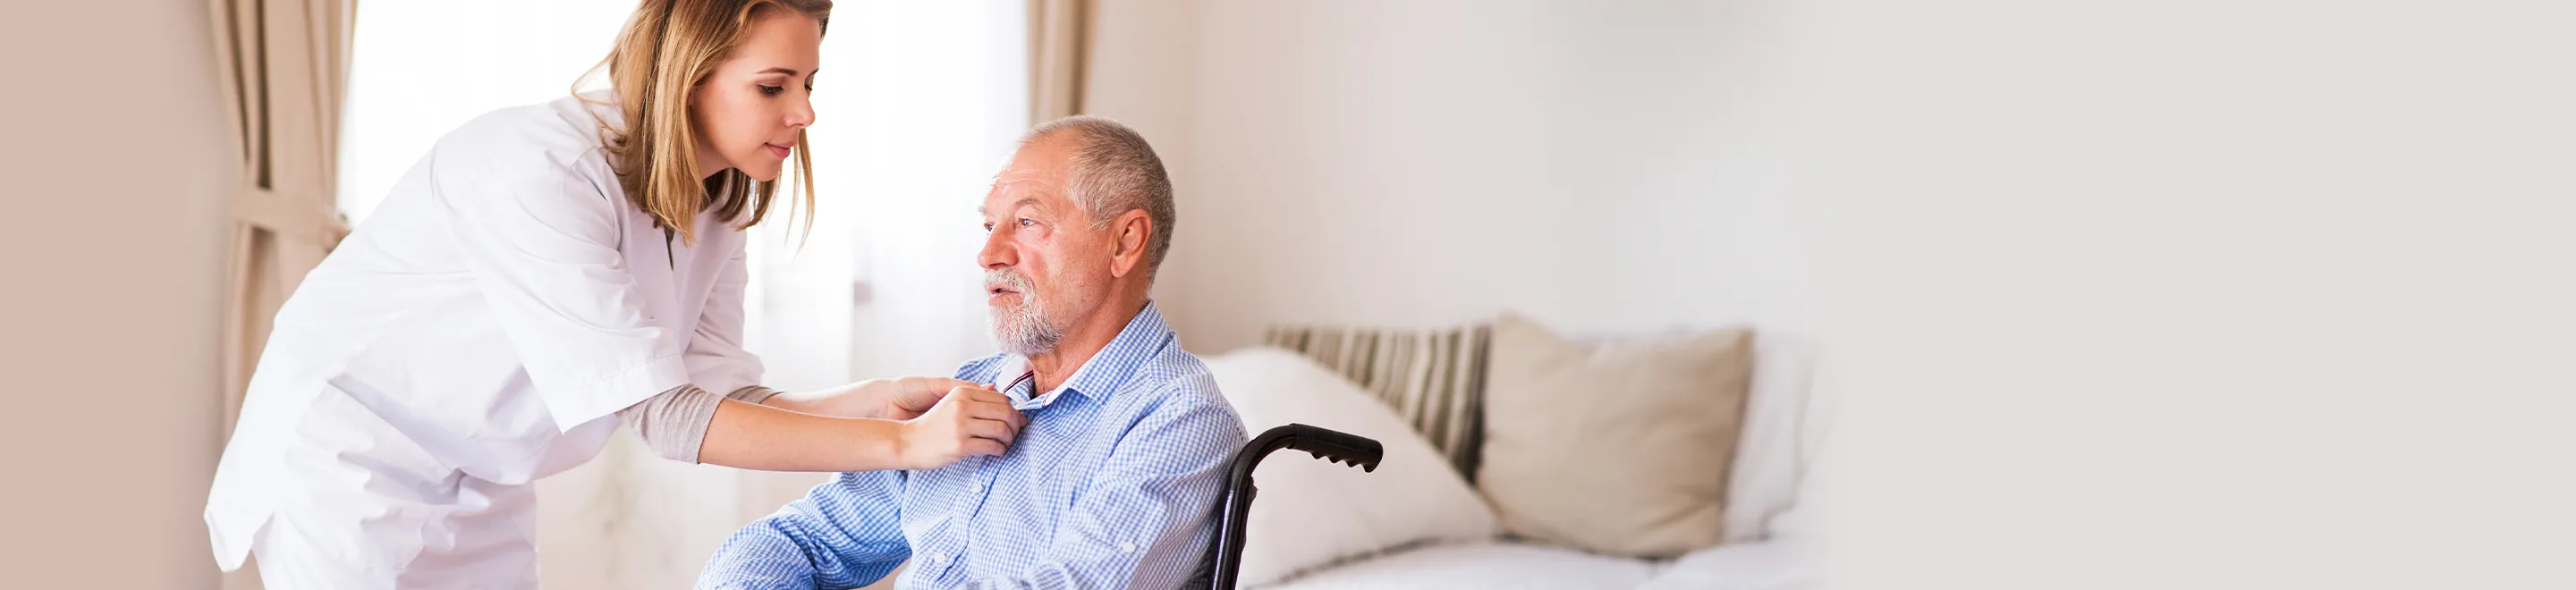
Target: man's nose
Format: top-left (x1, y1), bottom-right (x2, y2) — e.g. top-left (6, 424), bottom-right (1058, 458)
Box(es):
top-left (978, 227), bottom-right (1015, 269)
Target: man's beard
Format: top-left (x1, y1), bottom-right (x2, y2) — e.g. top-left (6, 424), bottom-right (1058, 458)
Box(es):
top-left (986, 267), bottom-right (1066, 356)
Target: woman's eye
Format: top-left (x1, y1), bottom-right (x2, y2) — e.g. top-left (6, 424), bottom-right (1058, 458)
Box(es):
top-left (758, 85), bottom-right (784, 97)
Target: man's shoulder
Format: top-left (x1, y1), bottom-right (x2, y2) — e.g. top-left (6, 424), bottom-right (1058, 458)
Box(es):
top-left (1124, 348), bottom-right (1246, 436)
top-left (1136, 348), bottom-right (1222, 402)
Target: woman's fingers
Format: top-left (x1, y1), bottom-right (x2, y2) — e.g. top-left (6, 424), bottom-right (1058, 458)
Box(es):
top-left (962, 395), bottom-right (1017, 418)
top-left (885, 376), bottom-right (979, 416)
top-left (956, 399), bottom-right (1024, 434)
top-left (948, 387), bottom-right (1026, 425)
top-left (966, 418), bottom-right (1015, 445)
top-left (887, 386), bottom-right (947, 416)
top-left (899, 388), bottom-right (1020, 468)
top-left (935, 385), bottom-right (1025, 439)
top-left (956, 385), bottom-right (1013, 405)
top-left (976, 401), bottom-right (1029, 433)
top-left (906, 376), bottom-right (980, 395)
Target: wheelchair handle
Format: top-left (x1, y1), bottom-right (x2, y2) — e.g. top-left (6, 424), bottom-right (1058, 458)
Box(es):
top-left (1199, 424), bottom-right (1385, 589)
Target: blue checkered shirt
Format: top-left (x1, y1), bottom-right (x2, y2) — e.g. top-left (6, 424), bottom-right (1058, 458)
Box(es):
top-left (696, 303), bottom-right (1248, 589)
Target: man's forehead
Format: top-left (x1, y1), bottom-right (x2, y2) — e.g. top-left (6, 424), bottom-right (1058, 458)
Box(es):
top-left (980, 173), bottom-right (1052, 215)
top-left (982, 143), bottom-right (1074, 215)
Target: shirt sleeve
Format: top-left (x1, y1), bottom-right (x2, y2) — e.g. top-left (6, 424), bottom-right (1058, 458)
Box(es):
top-left (696, 471), bottom-right (915, 590)
top-left (959, 396), bottom-right (1247, 590)
top-left (685, 240), bottom-right (766, 397)
top-left (433, 146), bottom-right (689, 431)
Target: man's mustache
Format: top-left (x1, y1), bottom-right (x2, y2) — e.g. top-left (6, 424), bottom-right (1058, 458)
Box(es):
top-left (985, 268), bottom-right (1035, 299)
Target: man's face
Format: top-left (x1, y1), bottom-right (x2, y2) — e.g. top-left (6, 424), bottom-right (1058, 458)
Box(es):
top-left (979, 138), bottom-right (1114, 356)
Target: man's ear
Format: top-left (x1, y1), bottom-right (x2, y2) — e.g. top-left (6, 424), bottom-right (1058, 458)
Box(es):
top-left (1106, 209), bottom-right (1153, 278)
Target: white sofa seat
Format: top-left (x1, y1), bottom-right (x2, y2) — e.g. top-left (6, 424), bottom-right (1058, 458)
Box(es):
top-left (1638, 540), bottom-right (1813, 590)
top-left (1262, 541), bottom-right (1657, 590)
top-left (1261, 538), bottom-right (1810, 590)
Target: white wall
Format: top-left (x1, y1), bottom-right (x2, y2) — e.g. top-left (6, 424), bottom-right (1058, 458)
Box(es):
top-left (1089, 1), bottom-right (1802, 352)
top-left (1089, 1), bottom-right (2576, 588)
top-left (0, 1), bottom-right (235, 587)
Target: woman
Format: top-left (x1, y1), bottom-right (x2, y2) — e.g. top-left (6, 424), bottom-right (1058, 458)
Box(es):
top-left (203, 1), bottom-right (1021, 587)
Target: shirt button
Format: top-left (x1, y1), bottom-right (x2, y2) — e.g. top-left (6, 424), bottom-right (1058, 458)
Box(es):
top-left (1118, 543), bottom-right (1137, 554)
top-left (971, 482), bottom-right (985, 493)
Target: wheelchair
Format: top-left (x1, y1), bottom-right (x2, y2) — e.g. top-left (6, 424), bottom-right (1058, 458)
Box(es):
top-left (1187, 424), bottom-right (1385, 589)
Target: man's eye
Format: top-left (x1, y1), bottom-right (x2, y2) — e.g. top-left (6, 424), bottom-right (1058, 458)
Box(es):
top-left (1018, 218), bottom-right (1037, 228)
top-left (982, 223), bottom-right (995, 233)
top-left (758, 85), bottom-right (784, 97)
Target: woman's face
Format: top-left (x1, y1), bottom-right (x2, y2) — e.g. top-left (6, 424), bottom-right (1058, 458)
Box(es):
top-left (691, 10), bottom-right (822, 182)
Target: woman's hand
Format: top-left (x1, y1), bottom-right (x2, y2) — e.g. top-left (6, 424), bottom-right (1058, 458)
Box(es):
top-left (895, 385), bottom-right (1027, 469)
top-left (768, 376), bottom-right (980, 419)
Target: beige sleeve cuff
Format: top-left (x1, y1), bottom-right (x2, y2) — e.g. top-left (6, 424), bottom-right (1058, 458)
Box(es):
top-left (724, 384), bottom-right (784, 405)
top-left (616, 384), bottom-right (725, 463)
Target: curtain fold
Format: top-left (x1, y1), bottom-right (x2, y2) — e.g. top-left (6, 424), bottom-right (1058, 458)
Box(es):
top-left (1029, 0), bottom-right (1094, 122)
top-left (209, 0), bottom-right (354, 449)
top-left (208, 1), bottom-right (352, 586)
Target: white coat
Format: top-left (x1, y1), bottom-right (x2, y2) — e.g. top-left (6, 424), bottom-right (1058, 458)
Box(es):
top-left (203, 91), bottom-right (763, 589)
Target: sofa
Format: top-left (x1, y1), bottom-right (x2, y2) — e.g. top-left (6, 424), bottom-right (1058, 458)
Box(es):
top-left (1199, 316), bottom-right (1825, 589)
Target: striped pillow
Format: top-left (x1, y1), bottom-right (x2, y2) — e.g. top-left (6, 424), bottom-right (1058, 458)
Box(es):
top-left (1262, 323), bottom-right (1490, 478)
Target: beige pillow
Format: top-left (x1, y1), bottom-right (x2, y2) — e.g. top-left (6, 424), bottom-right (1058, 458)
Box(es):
top-left (1476, 314), bottom-right (1753, 558)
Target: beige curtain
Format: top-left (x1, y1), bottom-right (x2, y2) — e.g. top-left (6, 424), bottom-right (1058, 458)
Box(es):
top-left (208, 2), bottom-right (352, 584)
top-left (209, 0), bottom-right (354, 442)
top-left (1029, 0), bottom-right (1093, 122)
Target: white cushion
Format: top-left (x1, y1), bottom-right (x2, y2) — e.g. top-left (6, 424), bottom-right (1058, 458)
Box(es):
top-left (1638, 540), bottom-right (1814, 590)
top-left (1264, 541), bottom-right (1655, 590)
top-left (1205, 348), bottom-right (1503, 587)
top-left (1726, 331), bottom-right (1820, 543)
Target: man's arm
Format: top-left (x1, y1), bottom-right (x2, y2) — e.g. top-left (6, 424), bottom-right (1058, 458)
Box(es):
top-left (962, 393), bottom-right (1247, 589)
top-left (697, 471), bottom-right (915, 590)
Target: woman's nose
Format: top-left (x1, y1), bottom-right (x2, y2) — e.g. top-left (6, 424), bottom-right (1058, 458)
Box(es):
top-left (787, 95), bottom-right (816, 129)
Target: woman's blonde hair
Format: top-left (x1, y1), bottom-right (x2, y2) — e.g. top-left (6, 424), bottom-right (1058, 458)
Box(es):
top-left (580, 0), bottom-right (831, 246)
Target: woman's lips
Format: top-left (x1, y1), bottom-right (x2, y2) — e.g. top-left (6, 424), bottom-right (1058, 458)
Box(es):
top-left (765, 143), bottom-right (792, 158)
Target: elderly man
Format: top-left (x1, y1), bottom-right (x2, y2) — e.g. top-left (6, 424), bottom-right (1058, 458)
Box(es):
top-left (696, 116), bottom-right (1247, 590)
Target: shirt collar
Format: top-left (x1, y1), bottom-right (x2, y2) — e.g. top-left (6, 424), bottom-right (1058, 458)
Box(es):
top-left (992, 301), bottom-right (1173, 410)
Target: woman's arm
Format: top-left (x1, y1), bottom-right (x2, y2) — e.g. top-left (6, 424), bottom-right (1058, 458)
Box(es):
top-left (698, 385), bottom-right (1026, 472)
top-left (758, 376), bottom-right (977, 419)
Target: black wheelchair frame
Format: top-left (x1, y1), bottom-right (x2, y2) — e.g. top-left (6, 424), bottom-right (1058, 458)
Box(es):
top-left (1186, 424), bottom-right (1385, 589)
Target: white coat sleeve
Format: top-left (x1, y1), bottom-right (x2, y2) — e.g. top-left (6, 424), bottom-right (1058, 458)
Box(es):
top-left (433, 149), bottom-right (691, 431)
top-left (683, 241), bottom-right (767, 398)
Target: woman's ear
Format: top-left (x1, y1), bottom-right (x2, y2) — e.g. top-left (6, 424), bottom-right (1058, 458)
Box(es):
top-left (1107, 209), bottom-right (1153, 278)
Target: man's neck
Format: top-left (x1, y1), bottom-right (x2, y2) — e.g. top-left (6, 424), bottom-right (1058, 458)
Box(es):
top-left (1025, 295), bottom-right (1149, 394)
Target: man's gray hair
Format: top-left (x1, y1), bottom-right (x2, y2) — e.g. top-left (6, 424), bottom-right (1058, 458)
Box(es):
top-left (1022, 115), bottom-right (1176, 278)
